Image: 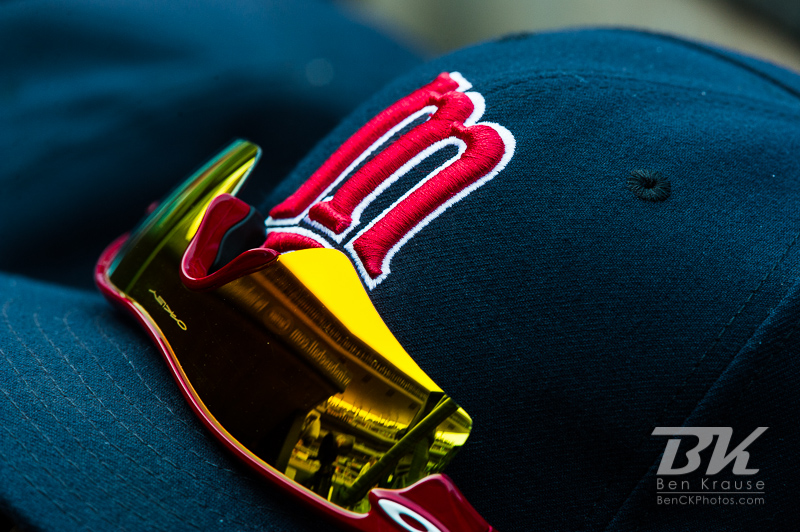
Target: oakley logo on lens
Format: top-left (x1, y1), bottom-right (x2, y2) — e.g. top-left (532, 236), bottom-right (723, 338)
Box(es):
top-left (265, 71), bottom-right (516, 289)
top-left (148, 289), bottom-right (187, 330)
top-left (651, 427), bottom-right (768, 475)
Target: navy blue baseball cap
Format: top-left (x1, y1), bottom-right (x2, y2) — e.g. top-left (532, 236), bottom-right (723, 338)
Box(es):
top-left (3, 26), bottom-right (800, 531)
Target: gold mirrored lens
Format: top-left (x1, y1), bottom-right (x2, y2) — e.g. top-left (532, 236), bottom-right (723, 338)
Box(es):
top-left (105, 141), bottom-right (472, 513)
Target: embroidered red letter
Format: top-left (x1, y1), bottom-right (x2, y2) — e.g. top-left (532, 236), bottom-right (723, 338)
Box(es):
top-left (265, 71), bottom-right (515, 288)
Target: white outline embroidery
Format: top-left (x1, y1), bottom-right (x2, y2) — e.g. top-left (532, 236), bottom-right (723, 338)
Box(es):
top-left (264, 72), bottom-right (516, 289)
top-left (265, 105), bottom-right (438, 228)
top-left (351, 122), bottom-right (514, 290)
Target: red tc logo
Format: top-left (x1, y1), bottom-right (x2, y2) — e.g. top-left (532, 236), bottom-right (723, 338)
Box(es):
top-left (265, 71), bottom-right (515, 289)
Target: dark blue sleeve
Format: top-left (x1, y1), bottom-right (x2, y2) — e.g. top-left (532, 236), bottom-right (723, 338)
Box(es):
top-left (0, 0), bottom-right (421, 286)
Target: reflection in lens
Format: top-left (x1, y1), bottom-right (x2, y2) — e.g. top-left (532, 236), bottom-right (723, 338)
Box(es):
top-left (284, 392), bottom-right (470, 512)
top-left (205, 251), bottom-right (473, 514)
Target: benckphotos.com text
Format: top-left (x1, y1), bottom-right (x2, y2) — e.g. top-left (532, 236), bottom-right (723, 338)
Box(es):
top-left (656, 478), bottom-right (765, 506)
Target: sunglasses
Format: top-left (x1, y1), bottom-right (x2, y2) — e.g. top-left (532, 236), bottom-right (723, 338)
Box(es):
top-left (95, 140), bottom-right (496, 532)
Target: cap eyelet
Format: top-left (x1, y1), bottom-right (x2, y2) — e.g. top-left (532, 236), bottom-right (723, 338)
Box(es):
top-left (628, 169), bottom-right (671, 202)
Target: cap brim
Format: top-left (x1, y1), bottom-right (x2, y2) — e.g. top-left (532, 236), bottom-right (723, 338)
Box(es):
top-left (0, 272), bottom-right (335, 531)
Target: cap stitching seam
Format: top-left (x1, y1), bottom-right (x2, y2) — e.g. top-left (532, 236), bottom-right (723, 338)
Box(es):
top-left (628, 312), bottom-right (800, 528)
top-left (93, 317), bottom-right (208, 435)
top-left (597, 281), bottom-right (800, 530)
top-left (0, 301), bottom-right (151, 529)
top-left (0, 380), bottom-right (129, 528)
top-left (0, 360), bottom-right (88, 528)
top-left (642, 30), bottom-right (800, 102)
top-left (483, 72), bottom-right (800, 119)
top-left (2, 300), bottom-right (200, 530)
top-left (714, 311), bottom-right (799, 419)
top-left (92, 316), bottom-right (248, 478)
top-left (585, 227), bottom-right (800, 531)
top-left (63, 311), bottom-right (273, 527)
top-left (54, 311), bottom-right (205, 525)
top-left (70, 312), bottom-right (218, 475)
top-left (487, 26), bottom-right (800, 104)
top-left (89, 318), bottom-right (281, 516)
top-left (38, 312), bottom-right (199, 529)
